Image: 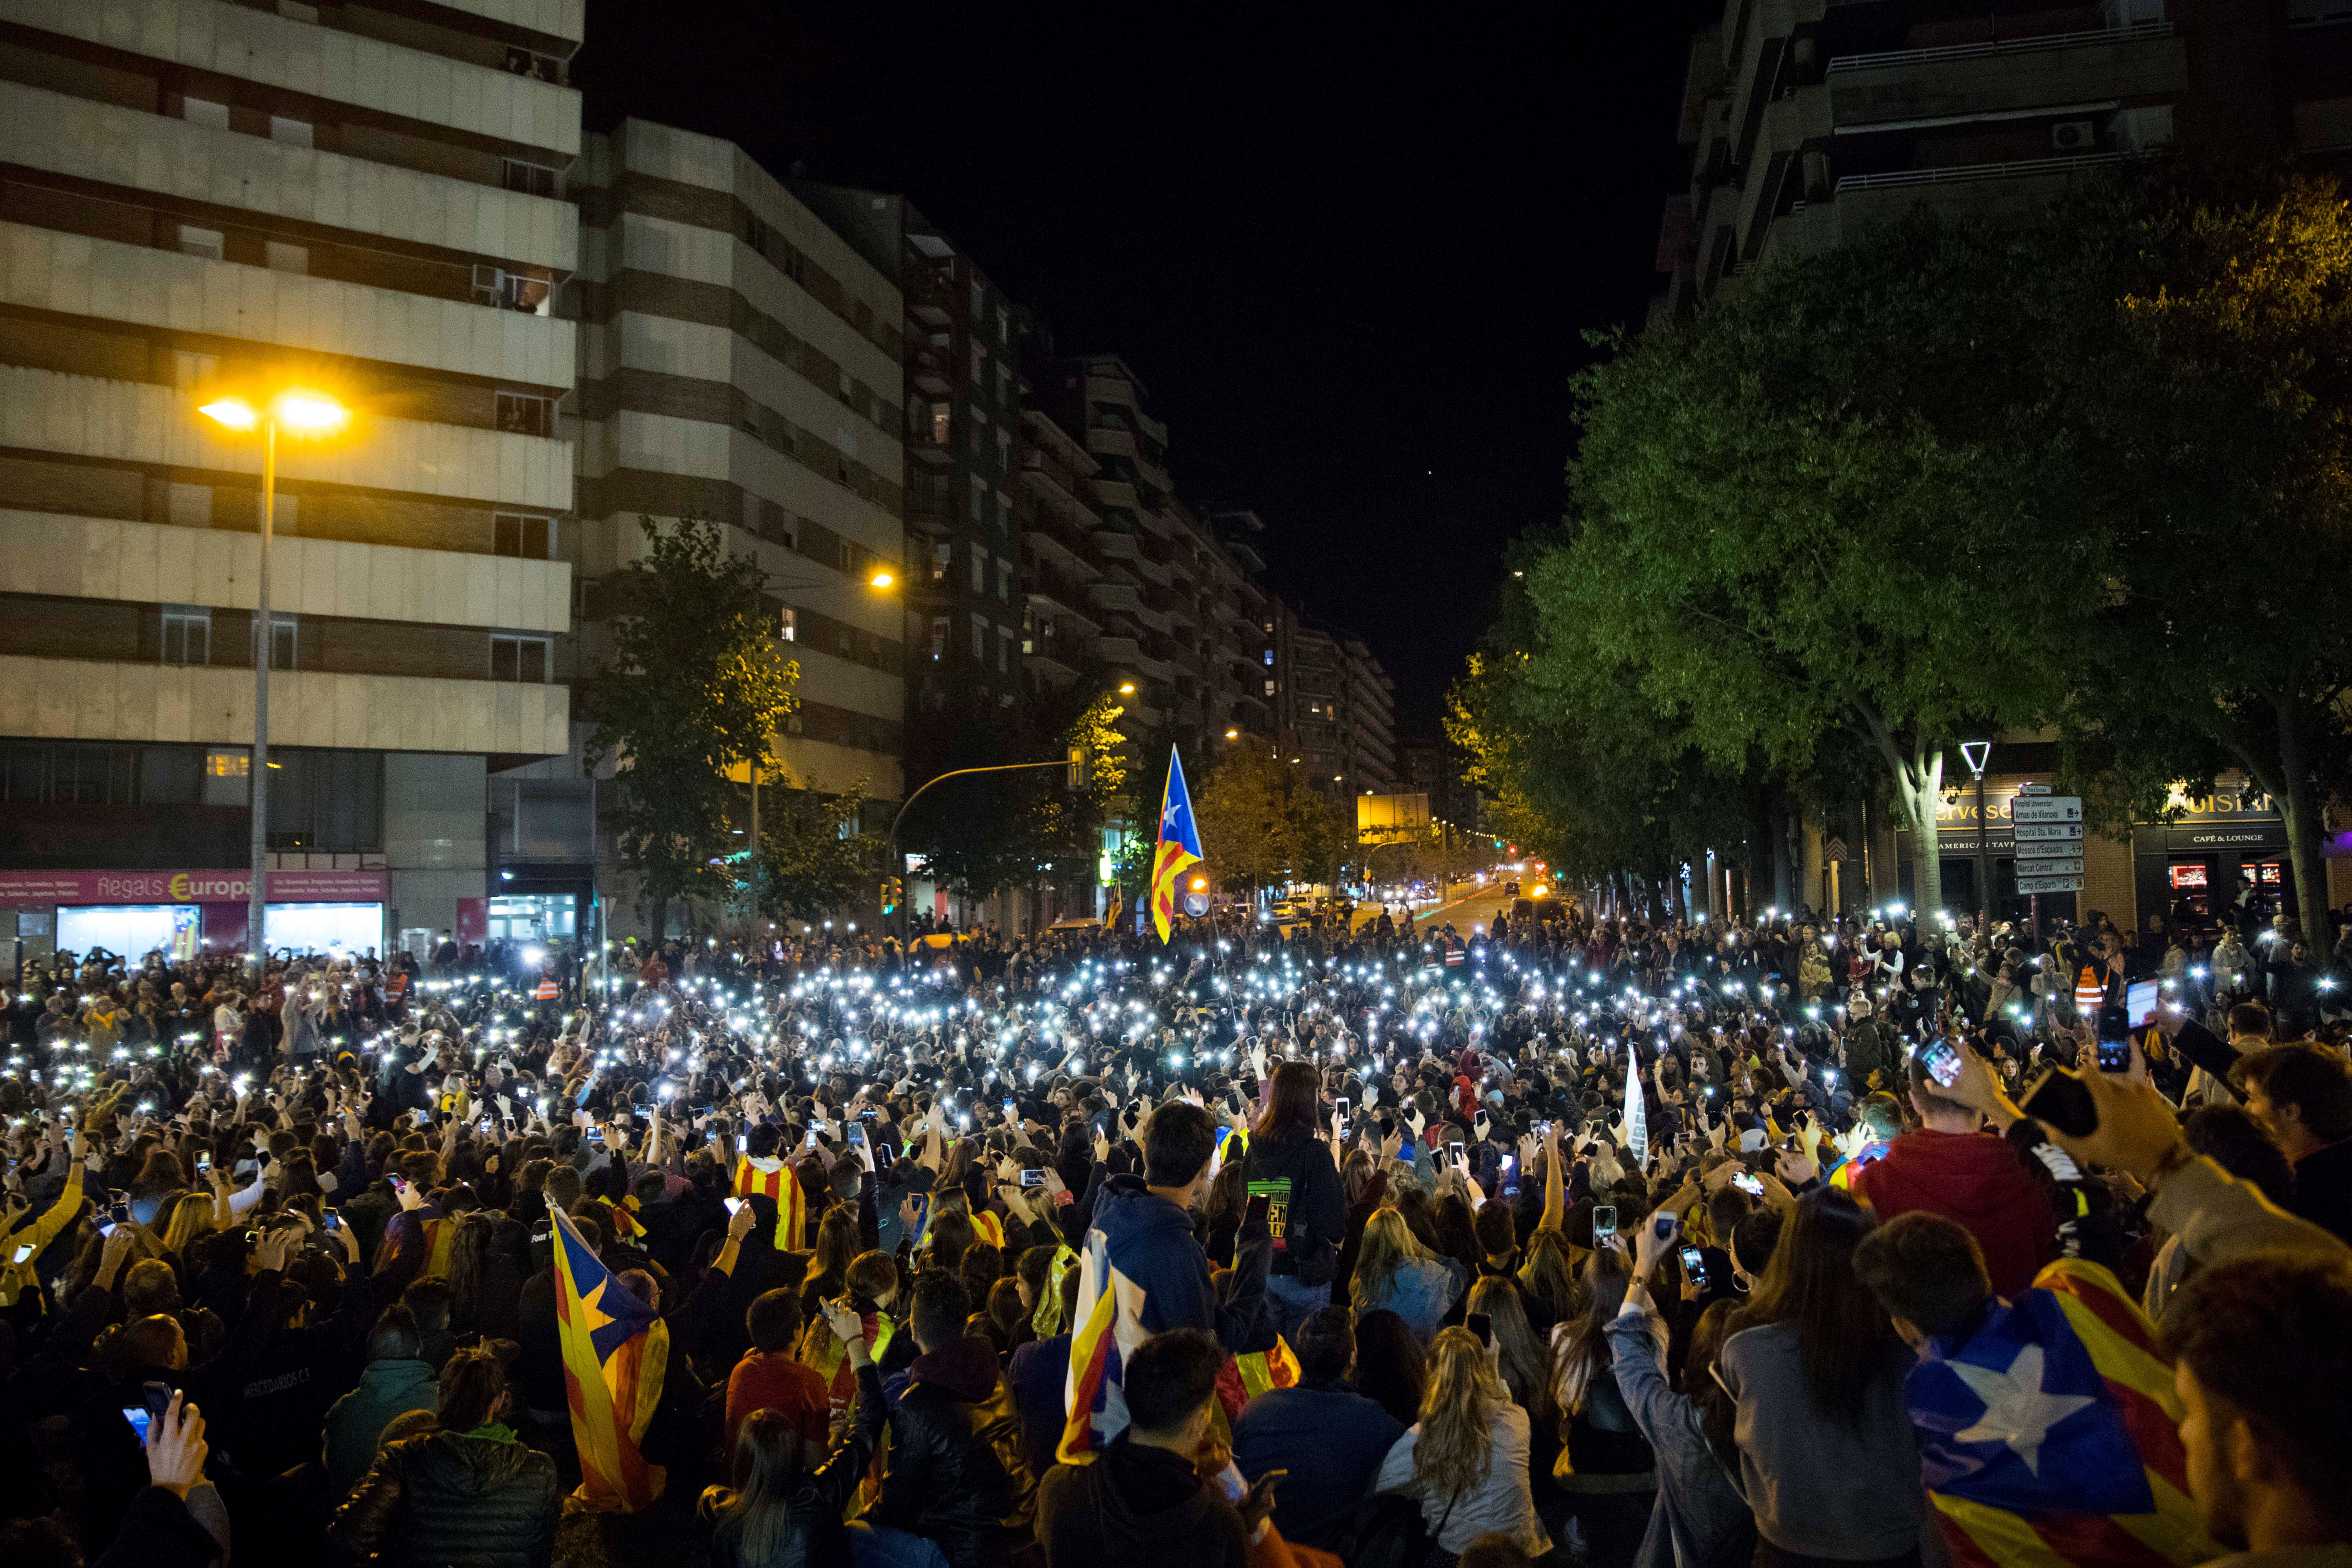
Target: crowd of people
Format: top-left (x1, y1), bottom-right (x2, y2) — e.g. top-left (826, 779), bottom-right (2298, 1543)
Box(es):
top-left (1, 894), bottom-right (2348, 1568)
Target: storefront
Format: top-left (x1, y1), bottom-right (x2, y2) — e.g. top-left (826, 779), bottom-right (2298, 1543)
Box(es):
top-left (1895, 778), bottom-right (2075, 925)
top-left (0, 868), bottom-right (390, 959)
top-left (2131, 787), bottom-right (2292, 935)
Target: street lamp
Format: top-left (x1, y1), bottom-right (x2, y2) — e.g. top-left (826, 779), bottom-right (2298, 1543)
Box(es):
top-left (1118, 681), bottom-right (1137, 695)
top-left (1960, 739), bottom-right (1992, 932)
top-left (197, 388), bottom-right (350, 972)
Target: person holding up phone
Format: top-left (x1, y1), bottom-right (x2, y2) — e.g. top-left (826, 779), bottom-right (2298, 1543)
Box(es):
top-left (1844, 1040), bottom-right (2056, 1295)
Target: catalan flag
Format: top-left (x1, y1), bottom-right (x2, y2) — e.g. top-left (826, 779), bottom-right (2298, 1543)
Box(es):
top-left (733, 1154), bottom-right (808, 1251)
top-left (1908, 1256), bottom-right (2218, 1568)
top-left (1147, 745), bottom-right (1204, 944)
top-left (969, 1207), bottom-right (1006, 1252)
top-left (1058, 1223), bottom-right (1154, 1463)
top-left (549, 1205), bottom-right (668, 1513)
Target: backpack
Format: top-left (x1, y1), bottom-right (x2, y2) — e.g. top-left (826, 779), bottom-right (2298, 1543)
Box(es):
top-left (1339, 1487), bottom-right (1459, 1568)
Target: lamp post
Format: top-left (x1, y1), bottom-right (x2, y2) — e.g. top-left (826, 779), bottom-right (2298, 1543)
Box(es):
top-left (1960, 740), bottom-right (1993, 934)
top-left (198, 390), bottom-right (349, 973)
top-left (743, 566), bottom-right (897, 936)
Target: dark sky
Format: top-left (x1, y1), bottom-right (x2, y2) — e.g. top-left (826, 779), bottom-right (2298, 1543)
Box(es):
top-left (576, 2), bottom-right (1711, 735)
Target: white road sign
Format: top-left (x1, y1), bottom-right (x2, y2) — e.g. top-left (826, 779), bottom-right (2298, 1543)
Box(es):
top-left (2014, 821), bottom-right (2084, 843)
top-left (2018, 873), bottom-right (2086, 894)
top-left (2011, 857), bottom-right (2084, 876)
top-left (2011, 797), bottom-right (2082, 824)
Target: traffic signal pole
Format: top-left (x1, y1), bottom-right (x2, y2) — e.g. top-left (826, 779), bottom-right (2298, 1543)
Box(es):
top-left (884, 751), bottom-right (1091, 946)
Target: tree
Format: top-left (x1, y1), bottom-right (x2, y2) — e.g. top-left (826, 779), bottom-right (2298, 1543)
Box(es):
top-left (582, 515), bottom-right (797, 939)
top-left (756, 782), bottom-right (877, 924)
top-left (1191, 749), bottom-right (1350, 895)
top-left (1538, 211), bottom-right (2102, 915)
top-left (2054, 170), bottom-right (2352, 942)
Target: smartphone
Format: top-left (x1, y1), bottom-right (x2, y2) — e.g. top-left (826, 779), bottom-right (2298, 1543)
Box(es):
top-left (197, 1152), bottom-right (212, 1175)
top-left (1918, 1037), bottom-right (1964, 1089)
top-left (847, 1123), bottom-right (865, 1147)
top-left (723, 1196), bottom-right (744, 1217)
top-left (388, 1175), bottom-right (407, 1194)
top-left (1680, 1245), bottom-right (1709, 1287)
top-left (323, 1207), bottom-right (340, 1230)
top-left (737, 1135), bottom-right (748, 1154)
top-left (1335, 1097), bottom-right (1350, 1121)
top-left (1447, 1140), bottom-right (1465, 1164)
top-left (122, 1406), bottom-right (153, 1443)
top-left (11, 1244), bottom-right (34, 1265)
top-left (1466, 1311), bottom-right (1492, 1347)
top-left (1002, 1097), bottom-right (1017, 1117)
top-left (1020, 1168), bottom-right (1045, 1188)
top-left (2126, 979), bottom-right (2160, 1030)
top-left (1244, 1192), bottom-right (1272, 1232)
top-left (1592, 1204), bottom-right (1618, 1241)
top-left (873, 1141), bottom-right (895, 1170)
top-left (1653, 1215), bottom-right (1676, 1242)
top-left (2021, 1067), bottom-right (2099, 1139)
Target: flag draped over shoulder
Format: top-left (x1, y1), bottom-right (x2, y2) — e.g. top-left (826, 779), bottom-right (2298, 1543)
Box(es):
top-left (549, 1205), bottom-right (668, 1513)
top-left (1148, 747), bottom-right (1204, 944)
top-left (734, 1154), bottom-right (807, 1250)
top-left (1910, 1257), bottom-right (2217, 1568)
top-left (1059, 1224), bottom-right (1153, 1463)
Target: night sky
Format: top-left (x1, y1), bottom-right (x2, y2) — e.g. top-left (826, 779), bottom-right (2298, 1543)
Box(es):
top-left (577, 2), bottom-right (1713, 734)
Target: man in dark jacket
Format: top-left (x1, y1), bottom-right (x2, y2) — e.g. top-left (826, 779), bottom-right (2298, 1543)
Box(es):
top-left (856, 1272), bottom-right (1038, 1568)
top-left (1036, 1328), bottom-right (1263, 1568)
top-left (1091, 1102), bottom-right (1270, 1359)
top-left (1230, 1306), bottom-right (1403, 1552)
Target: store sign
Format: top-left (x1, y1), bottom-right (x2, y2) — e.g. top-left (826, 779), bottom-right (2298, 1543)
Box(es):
top-left (0, 868), bottom-right (388, 904)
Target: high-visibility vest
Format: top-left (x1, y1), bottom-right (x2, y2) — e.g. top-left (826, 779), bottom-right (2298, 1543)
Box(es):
top-left (2075, 966), bottom-right (2103, 1020)
top-left (535, 976), bottom-right (560, 1000)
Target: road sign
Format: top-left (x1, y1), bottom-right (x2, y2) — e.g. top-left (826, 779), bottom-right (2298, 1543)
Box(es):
top-left (2015, 782), bottom-right (2051, 795)
top-left (2012, 857), bottom-right (2084, 876)
top-left (2014, 821), bottom-right (2083, 843)
top-left (1824, 836), bottom-right (1852, 863)
top-left (2018, 873), bottom-right (2086, 894)
top-left (1183, 891), bottom-right (1209, 916)
top-left (2011, 796), bottom-right (2082, 824)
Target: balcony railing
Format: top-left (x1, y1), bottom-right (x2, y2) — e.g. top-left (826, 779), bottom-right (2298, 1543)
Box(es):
top-left (1825, 20), bottom-right (2172, 74)
top-left (1834, 150), bottom-right (2123, 193)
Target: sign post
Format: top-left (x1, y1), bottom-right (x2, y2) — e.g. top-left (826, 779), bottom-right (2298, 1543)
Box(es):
top-left (2012, 796), bottom-right (2086, 899)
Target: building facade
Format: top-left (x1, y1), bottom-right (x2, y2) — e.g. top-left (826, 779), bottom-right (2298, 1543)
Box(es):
top-left (1657, 0), bottom-right (2347, 321)
top-left (0, 0), bottom-right (584, 962)
top-left (569, 119), bottom-right (906, 938)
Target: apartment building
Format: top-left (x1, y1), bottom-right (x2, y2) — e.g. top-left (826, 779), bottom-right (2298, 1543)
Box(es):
top-left (1263, 601), bottom-right (1396, 801)
top-left (1402, 738), bottom-right (1486, 838)
top-left (1656, 0), bottom-right (2345, 319)
top-left (568, 120), bottom-right (905, 936)
top-left (786, 186), bottom-right (1029, 717)
top-left (0, 0), bottom-right (583, 960)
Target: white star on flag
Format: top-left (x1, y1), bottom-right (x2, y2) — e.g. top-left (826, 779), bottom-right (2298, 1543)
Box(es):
top-left (1948, 1343), bottom-right (2095, 1475)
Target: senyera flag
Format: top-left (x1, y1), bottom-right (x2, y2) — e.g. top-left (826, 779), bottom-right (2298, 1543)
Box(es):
top-left (549, 1204), bottom-right (668, 1512)
top-left (1148, 745), bottom-right (1204, 943)
top-left (1058, 1224), bottom-right (1152, 1463)
top-left (734, 1152), bottom-right (808, 1250)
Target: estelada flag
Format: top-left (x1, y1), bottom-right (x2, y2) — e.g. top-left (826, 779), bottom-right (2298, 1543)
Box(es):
top-left (1909, 1256), bottom-right (2218, 1568)
top-left (733, 1154), bottom-right (807, 1250)
top-left (1059, 1223), bottom-right (1153, 1463)
top-left (549, 1205), bottom-right (668, 1513)
top-left (1148, 746), bottom-right (1204, 944)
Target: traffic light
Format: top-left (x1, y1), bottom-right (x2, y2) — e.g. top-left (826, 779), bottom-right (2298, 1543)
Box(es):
top-left (880, 876), bottom-right (902, 915)
top-left (1065, 744), bottom-right (1091, 792)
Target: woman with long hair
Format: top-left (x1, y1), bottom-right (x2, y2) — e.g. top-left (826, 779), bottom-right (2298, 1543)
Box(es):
top-left (1468, 1274), bottom-right (1566, 1528)
top-left (1352, 1307), bottom-right (1429, 1429)
top-left (1242, 1059), bottom-right (1348, 1338)
top-left (703, 1299), bottom-right (886, 1567)
top-left (442, 1212), bottom-right (495, 1336)
top-left (1611, 1214), bottom-right (1754, 1568)
top-left (157, 1190), bottom-right (216, 1261)
top-left (1550, 1243), bottom-right (1657, 1568)
top-left (798, 1203), bottom-right (860, 1322)
top-left (1720, 1188), bottom-right (1920, 1566)
top-left (1516, 1227), bottom-right (1583, 1336)
top-left (1373, 1325), bottom-right (1552, 1561)
top-left (1352, 1207), bottom-right (1468, 1342)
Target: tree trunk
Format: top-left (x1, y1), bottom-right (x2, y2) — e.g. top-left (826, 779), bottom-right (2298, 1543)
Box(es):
top-left (1853, 700), bottom-right (1945, 917)
top-left (648, 894), bottom-right (668, 945)
top-left (2273, 700), bottom-right (2332, 946)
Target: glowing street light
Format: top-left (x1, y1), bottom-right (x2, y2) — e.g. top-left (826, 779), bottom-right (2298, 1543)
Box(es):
top-left (198, 387), bottom-right (351, 967)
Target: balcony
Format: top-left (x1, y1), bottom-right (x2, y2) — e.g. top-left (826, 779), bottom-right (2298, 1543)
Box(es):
top-left (1090, 529), bottom-right (1141, 563)
top-left (1827, 23), bottom-right (2184, 131)
top-left (911, 345), bottom-right (952, 396)
top-left (1028, 581), bottom-right (1102, 634)
top-left (1088, 581), bottom-right (1143, 616)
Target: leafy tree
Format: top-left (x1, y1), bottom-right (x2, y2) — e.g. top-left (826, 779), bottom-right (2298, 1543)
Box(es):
top-left (582, 515), bottom-right (796, 939)
top-left (1538, 212), bottom-right (2101, 915)
top-left (756, 781), bottom-right (877, 923)
top-left (1191, 748), bottom-right (1350, 895)
top-left (2054, 170), bottom-right (2352, 942)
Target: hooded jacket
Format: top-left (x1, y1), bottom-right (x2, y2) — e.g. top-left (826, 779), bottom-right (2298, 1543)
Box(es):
top-left (323, 1356), bottom-right (440, 1496)
top-left (1849, 1128), bottom-right (2055, 1295)
top-left (1035, 1433), bottom-right (1250, 1568)
top-left (1241, 1124), bottom-right (1346, 1283)
top-left (868, 1334), bottom-right (1037, 1568)
top-left (331, 1428), bottom-right (562, 1568)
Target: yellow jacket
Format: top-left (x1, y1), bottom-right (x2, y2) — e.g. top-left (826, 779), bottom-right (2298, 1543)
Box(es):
top-left (0, 1150), bottom-right (87, 1308)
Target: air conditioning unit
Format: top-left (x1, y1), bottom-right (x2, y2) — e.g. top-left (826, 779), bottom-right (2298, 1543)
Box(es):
top-left (471, 264), bottom-right (507, 305)
top-left (2051, 120), bottom-right (2097, 153)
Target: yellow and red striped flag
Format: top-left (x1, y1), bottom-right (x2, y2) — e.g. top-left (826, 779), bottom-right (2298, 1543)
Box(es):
top-left (733, 1154), bottom-right (808, 1250)
top-left (549, 1204), bottom-right (668, 1513)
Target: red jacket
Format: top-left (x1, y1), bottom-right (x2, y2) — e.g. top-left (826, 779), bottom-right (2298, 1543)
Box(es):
top-left (1850, 1128), bottom-right (2056, 1296)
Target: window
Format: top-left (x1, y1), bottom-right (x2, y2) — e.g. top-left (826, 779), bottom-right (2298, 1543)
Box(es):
top-left (971, 344), bottom-right (987, 386)
top-left (998, 628), bottom-right (1013, 673)
top-left (998, 362), bottom-right (1013, 406)
top-left (997, 304), bottom-right (1011, 344)
top-left (503, 46), bottom-right (563, 83)
top-left (183, 98), bottom-right (229, 130)
top-left (496, 392), bottom-right (555, 437)
top-left (268, 115), bottom-right (312, 148)
top-left (265, 240), bottom-right (307, 274)
top-left (176, 225), bottom-right (224, 261)
top-left (971, 616), bottom-right (987, 661)
top-left (494, 514), bottom-right (553, 558)
top-left (256, 612), bottom-right (297, 671)
top-left (969, 546), bottom-right (986, 594)
top-left (780, 606), bottom-right (797, 643)
top-left (995, 426), bottom-right (1011, 473)
top-left (491, 635), bottom-right (551, 683)
top-left (929, 617), bottom-right (949, 660)
top-left (203, 747), bottom-right (250, 807)
top-left (930, 542), bottom-right (951, 582)
top-left (927, 402), bottom-right (952, 445)
top-left (162, 606), bottom-right (210, 666)
top-left (971, 476), bottom-right (987, 522)
top-left (1265, 679), bottom-right (1276, 697)
top-left (997, 557), bottom-right (1012, 602)
top-left (503, 159), bottom-right (563, 198)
